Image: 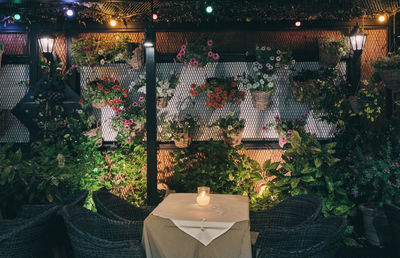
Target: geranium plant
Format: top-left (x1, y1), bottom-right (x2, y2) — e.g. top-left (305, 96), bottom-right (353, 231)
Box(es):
top-left (255, 45), bottom-right (295, 74)
top-left (111, 96), bottom-right (146, 144)
top-left (84, 77), bottom-right (128, 110)
top-left (189, 77), bottom-right (246, 109)
top-left (130, 73), bottom-right (180, 98)
top-left (175, 38), bottom-right (220, 67)
top-left (161, 116), bottom-right (200, 142)
top-left (71, 35), bottom-right (139, 66)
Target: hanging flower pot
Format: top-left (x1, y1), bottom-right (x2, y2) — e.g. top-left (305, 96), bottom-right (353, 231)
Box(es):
top-left (222, 127), bottom-right (244, 147)
top-left (156, 96), bottom-right (171, 110)
top-left (90, 98), bottom-right (107, 109)
top-left (174, 132), bottom-right (192, 148)
top-left (378, 69), bottom-right (400, 90)
top-left (318, 45), bottom-right (342, 68)
top-left (0, 109), bottom-right (7, 136)
top-left (130, 122), bottom-right (146, 138)
top-left (251, 91), bottom-right (272, 110)
top-left (126, 45), bottom-right (144, 70)
top-left (359, 203), bottom-right (392, 247)
top-left (348, 96), bottom-right (360, 114)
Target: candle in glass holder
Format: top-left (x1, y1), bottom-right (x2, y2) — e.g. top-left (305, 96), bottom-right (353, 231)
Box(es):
top-left (196, 186), bottom-right (210, 206)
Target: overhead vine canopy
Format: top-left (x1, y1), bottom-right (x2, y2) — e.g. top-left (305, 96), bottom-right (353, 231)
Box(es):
top-left (0, 0), bottom-right (399, 25)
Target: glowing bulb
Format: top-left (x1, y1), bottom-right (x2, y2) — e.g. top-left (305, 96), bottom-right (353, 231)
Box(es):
top-left (295, 21), bottom-right (301, 27)
top-left (13, 14), bottom-right (21, 20)
top-left (110, 19), bottom-right (117, 26)
top-left (205, 5), bottom-right (213, 14)
top-left (66, 9), bottom-right (74, 17)
top-left (152, 13), bottom-right (158, 20)
top-left (378, 15), bottom-right (386, 23)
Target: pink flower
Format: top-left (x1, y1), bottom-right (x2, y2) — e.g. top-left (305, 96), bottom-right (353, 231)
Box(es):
top-left (176, 54), bottom-right (182, 60)
top-left (180, 49), bottom-right (186, 55)
top-left (396, 162), bottom-right (400, 167)
top-left (213, 53), bottom-right (220, 60)
top-left (207, 40), bottom-right (213, 46)
top-left (126, 136), bottom-right (131, 143)
top-left (125, 125), bottom-right (130, 130)
top-left (353, 191), bottom-right (358, 198)
top-left (190, 58), bottom-right (196, 63)
top-left (128, 119), bottom-right (133, 124)
top-left (387, 180), bottom-right (392, 185)
top-left (312, 132), bottom-right (317, 137)
top-left (114, 113), bottom-right (120, 118)
top-left (287, 156), bottom-right (293, 160)
top-left (118, 108), bottom-right (123, 113)
top-left (396, 178), bottom-right (399, 182)
top-left (173, 58), bottom-right (177, 64)
top-left (262, 126), bottom-right (267, 130)
top-left (208, 51), bottom-right (213, 57)
top-left (304, 113), bottom-right (308, 117)
top-left (138, 97), bottom-right (145, 102)
top-left (281, 136), bottom-right (286, 143)
top-left (287, 129), bottom-right (292, 134)
top-left (132, 102), bottom-right (138, 107)
top-left (274, 115), bottom-right (280, 120)
top-left (121, 119), bottom-right (127, 124)
top-left (353, 169), bottom-right (359, 174)
top-left (193, 61), bottom-right (199, 67)
top-left (184, 61), bottom-right (188, 67)
top-left (181, 44), bottom-right (186, 50)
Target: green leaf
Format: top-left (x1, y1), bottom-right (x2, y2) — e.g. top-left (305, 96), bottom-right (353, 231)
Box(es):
top-left (324, 176), bottom-right (334, 193)
top-left (301, 175), bottom-right (314, 182)
top-left (290, 178), bottom-right (301, 188)
top-left (314, 158), bottom-right (322, 168)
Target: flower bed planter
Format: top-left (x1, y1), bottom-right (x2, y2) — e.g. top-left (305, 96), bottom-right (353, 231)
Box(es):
top-left (174, 132), bottom-right (191, 148)
top-left (359, 203), bottom-right (391, 247)
top-left (378, 69), bottom-right (400, 90)
top-left (250, 91), bottom-right (272, 110)
top-left (222, 127), bottom-right (244, 147)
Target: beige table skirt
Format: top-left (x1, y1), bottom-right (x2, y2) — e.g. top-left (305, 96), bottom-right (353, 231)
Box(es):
top-left (142, 214), bottom-right (252, 258)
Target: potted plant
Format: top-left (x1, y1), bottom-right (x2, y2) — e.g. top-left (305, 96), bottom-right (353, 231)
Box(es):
top-left (189, 77), bottom-right (245, 110)
top-left (175, 39), bottom-right (220, 68)
top-left (264, 114), bottom-right (308, 148)
top-left (84, 77), bottom-right (128, 109)
top-left (0, 42), bottom-right (3, 69)
top-left (212, 113), bottom-right (245, 147)
top-left (372, 52), bottom-right (400, 90)
top-left (318, 36), bottom-right (349, 68)
top-left (131, 73), bottom-right (180, 110)
top-left (71, 35), bottom-right (140, 67)
top-left (344, 141), bottom-right (400, 246)
top-left (349, 82), bottom-right (383, 122)
top-left (111, 96), bottom-right (146, 144)
top-left (161, 116), bottom-right (200, 148)
top-left (238, 66), bottom-right (275, 110)
top-left (289, 70), bottom-right (320, 103)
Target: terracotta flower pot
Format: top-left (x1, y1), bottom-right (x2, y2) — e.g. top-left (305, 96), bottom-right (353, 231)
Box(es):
top-left (222, 127), bottom-right (244, 147)
top-left (251, 91), bottom-right (272, 110)
top-left (90, 99), bottom-right (107, 109)
top-left (174, 132), bottom-right (191, 148)
top-left (359, 203), bottom-right (391, 247)
top-left (378, 69), bottom-right (400, 90)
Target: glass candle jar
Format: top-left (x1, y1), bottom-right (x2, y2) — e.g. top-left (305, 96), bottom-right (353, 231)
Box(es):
top-left (196, 186), bottom-right (210, 206)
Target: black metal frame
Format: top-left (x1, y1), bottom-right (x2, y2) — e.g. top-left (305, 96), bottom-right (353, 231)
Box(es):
top-left (0, 18), bottom-right (390, 205)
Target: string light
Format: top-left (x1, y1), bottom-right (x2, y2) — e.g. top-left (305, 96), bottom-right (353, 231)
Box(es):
top-left (66, 9), bottom-right (74, 17)
top-left (295, 21), bottom-right (301, 27)
top-left (110, 19), bottom-right (117, 26)
top-left (205, 5), bottom-right (213, 14)
top-left (13, 14), bottom-right (21, 20)
top-left (378, 15), bottom-right (386, 23)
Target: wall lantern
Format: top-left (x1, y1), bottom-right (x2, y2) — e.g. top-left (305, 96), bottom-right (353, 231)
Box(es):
top-left (38, 35), bottom-right (55, 60)
top-left (349, 24), bottom-right (367, 53)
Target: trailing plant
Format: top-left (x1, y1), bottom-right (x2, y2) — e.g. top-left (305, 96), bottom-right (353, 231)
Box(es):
top-left (319, 36), bottom-right (350, 56)
top-left (170, 141), bottom-right (262, 200)
top-left (211, 113), bottom-right (245, 136)
top-left (161, 115), bottom-right (200, 141)
top-left (238, 64), bottom-right (276, 93)
top-left (84, 76), bottom-right (129, 110)
top-left (130, 73), bottom-right (180, 98)
top-left (254, 45), bottom-right (295, 74)
top-left (175, 38), bottom-right (219, 67)
top-left (71, 35), bottom-right (139, 66)
top-left (111, 96), bottom-right (146, 145)
top-left (372, 52), bottom-right (400, 70)
top-left (350, 81), bottom-right (383, 122)
top-left (189, 77), bottom-right (246, 109)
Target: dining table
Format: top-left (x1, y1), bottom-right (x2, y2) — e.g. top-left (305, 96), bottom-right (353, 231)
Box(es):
top-left (142, 193), bottom-right (252, 258)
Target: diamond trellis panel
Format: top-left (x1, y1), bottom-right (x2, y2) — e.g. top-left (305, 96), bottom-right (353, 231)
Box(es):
top-left (76, 33), bottom-right (145, 48)
top-left (0, 64), bottom-right (30, 143)
top-left (54, 33), bottom-right (67, 71)
top-left (156, 61), bottom-right (345, 142)
top-left (361, 29), bottom-right (387, 80)
top-left (0, 33), bottom-right (28, 55)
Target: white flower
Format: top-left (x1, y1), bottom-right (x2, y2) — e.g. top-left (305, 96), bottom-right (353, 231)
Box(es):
top-left (100, 59), bottom-right (105, 65)
top-left (215, 125), bottom-right (220, 130)
top-left (167, 89), bottom-right (174, 96)
top-left (38, 112), bottom-right (43, 117)
top-left (178, 123), bottom-right (183, 128)
top-left (77, 109), bottom-right (83, 114)
top-left (185, 121), bottom-right (189, 125)
top-left (268, 65), bottom-right (274, 70)
top-left (261, 46), bottom-right (266, 51)
top-left (115, 56), bottom-right (120, 62)
top-left (259, 79), bottom-right (265, 84)
top-left (254, 82), bottom-right (260, 87)
top-left (276, 50), bottom-right (281, 55)
top-left (254, 61), bottom-right (259, 66)
top-left (284, 65), bottom-right (289, 70)
top-left (268, 82), bottom-right (274, 88)
top-left (276, 56), bottom-right (281, 61)
top-left (246, 83), bottom-right (252, 89)
top-left (270, 56), bottom-right (274, 61)
top-left (258, 64), bottom-right (263, 69)
top-left (266, 47), bottom-right (271, 51)
top-left (267, 76), bottom-right (273, 82)
top-left (139, 74), bottom-right (145, 80)
top-left (98, 49), bottom-right (104, 55)
top-left (252, 66), bottom-right (258, 72)
top-left (138, 86), bottom-right (146, 94)
top-left (263, 73), bottom-right (268, 79)
top-left (227, 125), bottom-right (233, 131)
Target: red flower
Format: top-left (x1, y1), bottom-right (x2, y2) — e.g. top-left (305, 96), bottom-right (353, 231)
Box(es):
top-left (191, 84), bottom-right (197, 89)
top-left (222, 100), bottom-right (227, 105)
top-left (112, 106), bottom-right (117, 111)
top-left (122, 88), bottom-right (128, 93)
top-left (105, 89), bottom-right (110, 94)
top-left (193, 91), bottom-right (199, 96)
top-left (230, 89), bottom-right (236, 94)
top-left (109, 77), bottom-right (114, 81)
top-left (200, 84), bottom-right (206, 90)
top-left (216, 97), bottom-right (221, 102)
top-left (231, 82), bottom-right (237, 87)
top-left (78, 100), bottom-right (83, 105)
top-left (234, 98), bottom-right (239, 103)
top-left (124, 94), bottom-right (128, 98)
top-left (217, 104), bottom-right (222, 109)
top-left (108, 101), bottom-right (113, 106)
top-left (98, 85), bottom-right (104, 91)
top-left (206, 102), bottom-right (211, 107)
top-left (189, 89), bottom-right (196, 95)
top-left (241, 96), bottom-right (245, 101)
top-left (117, 99), bottom-right (122, 104)
top-left (212, 103), bottom-right (219, 109)
top-left (113, 85), bottom-right (120, 90)
top-left (239, 91), bottom-right (245, 95)
top-left (103, 77), bottom-right (108, 81)
top-left (112, 99), bottom-right (117, 104)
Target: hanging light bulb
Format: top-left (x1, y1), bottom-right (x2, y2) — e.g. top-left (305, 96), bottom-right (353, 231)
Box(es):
top-left (205, 5), bottom-right (213, 14)
top-left (378, 15), bottom-right (386, 23)
top-left (13, 13), bottom-right (21, 20)
top-left (295, 21), bottom-right (301, 27)
top-left (66, 9), bottom-right (74, 17)
top-left (110, 19), bottom-right (117, 27)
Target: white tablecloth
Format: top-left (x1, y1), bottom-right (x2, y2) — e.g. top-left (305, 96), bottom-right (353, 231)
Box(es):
top-left (151, 193), bottom-right (249, 246)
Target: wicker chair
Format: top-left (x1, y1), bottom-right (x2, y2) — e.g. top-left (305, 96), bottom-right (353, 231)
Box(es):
top-left (384, 203), bottom-right (400, 256)
top-left (0, 205), bottom-right (59, 258)
top-left (257, 216), bottom-right (347, 258)
top-left (60, 205), bottom-right (145, 258)
top-left (250, 194), bottom-right (322, 233)
top-left (93, 188), bottom-right (155, 222)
